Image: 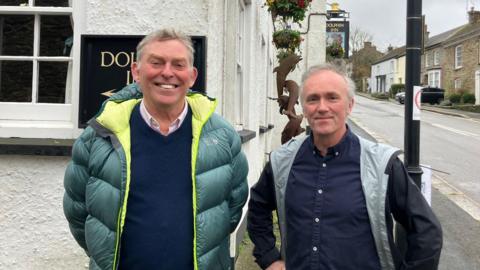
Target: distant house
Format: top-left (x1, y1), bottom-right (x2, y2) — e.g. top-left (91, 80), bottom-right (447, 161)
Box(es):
top-left (421, 26), bottom-right (460, 89)
top-left (350, 41), bottom-right (383, 92)
top-left (370, 46), bottom-right (406, 93)
top-left (441, 8), bottom-right (480, 104)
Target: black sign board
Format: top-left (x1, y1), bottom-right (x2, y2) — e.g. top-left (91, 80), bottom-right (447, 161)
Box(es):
top-left (79, 35), bottom-right (207, 128)
top-left (326, 21), bottom-right (350, 58)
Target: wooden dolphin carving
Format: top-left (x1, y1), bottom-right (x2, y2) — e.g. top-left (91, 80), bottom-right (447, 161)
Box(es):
top-left (273, 54), bottom-right (302, 99)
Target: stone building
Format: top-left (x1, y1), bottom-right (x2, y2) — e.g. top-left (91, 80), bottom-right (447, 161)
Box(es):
top-left (350, 41), bottom-right (383, 92)
top-left (442, 8), bottom-right (480, 104)
top-left (0, 1), bottom-right (327, 269)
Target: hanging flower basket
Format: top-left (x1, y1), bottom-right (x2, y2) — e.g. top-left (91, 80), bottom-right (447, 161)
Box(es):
top-left (265, 0), bottom-right (312, 23)
top-left (326, 42), bottom-right (344, 59)
top-left (273, 29), bottom-right (302, 51)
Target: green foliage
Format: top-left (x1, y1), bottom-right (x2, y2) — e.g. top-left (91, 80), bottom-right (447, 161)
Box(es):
top-left (452, 104), bottom-right (480, 112)
top-left (273, 29), bottom-right (302, 52)
top-left (448, 93), bottom-right (462, 104)
top-left (371, 92), bottom-right (389, 100)
top-left (326, 43), bottom-right (344, 59)
top-left (265, 0), bottom-right (312, 23)
top-left (462, 93), bottom-right (476, 104)
top-left (389, 84), bottom-right (405, 97)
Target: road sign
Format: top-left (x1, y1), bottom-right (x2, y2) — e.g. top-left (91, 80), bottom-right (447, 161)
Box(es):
top-left (413, 85), bottom-right (422, 120)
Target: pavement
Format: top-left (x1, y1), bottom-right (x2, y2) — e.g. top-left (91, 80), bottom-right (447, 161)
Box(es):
top-left (235, 96), bottom-right (480, 270)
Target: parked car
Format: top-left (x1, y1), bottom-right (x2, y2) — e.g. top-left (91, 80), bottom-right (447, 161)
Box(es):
top-left (394, 87), bottom-right (445, 105)
top-left (395, 91), bottom-right (405, 104)
top-left (422, 87), bottom-right (445, 104)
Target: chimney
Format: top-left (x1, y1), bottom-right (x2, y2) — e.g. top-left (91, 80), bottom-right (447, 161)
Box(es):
top-left (468, 7), bottom-right (480, 24)
top-left (423, 24), bottom-right (429, 41)
top-left (364, 41), bottom-right (372, 48)
top-left (387, 45), bottom-right (393, 52)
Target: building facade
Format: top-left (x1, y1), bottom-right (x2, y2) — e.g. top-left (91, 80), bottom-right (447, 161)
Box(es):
top-left (370, 46), bottom-right (405, 93)
top-left (442, 9), bottom-right (480, 104)
top-left (0, 0), bottom-right (326, 269)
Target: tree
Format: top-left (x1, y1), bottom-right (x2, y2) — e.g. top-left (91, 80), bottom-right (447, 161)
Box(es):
top-left (349, 27), bottom-right (373, 54)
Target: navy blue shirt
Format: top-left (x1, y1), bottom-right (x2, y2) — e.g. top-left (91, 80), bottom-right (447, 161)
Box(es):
top-left (248, 127), bottom-right (443, 270)
top-left (284, 130), bottom-right (381, 270)
top-left (119, 104), bottom-right (193, 269)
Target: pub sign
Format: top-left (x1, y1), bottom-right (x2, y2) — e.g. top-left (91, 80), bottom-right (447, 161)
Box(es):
top-left (326, 21), bottom-right (349, 58)
top-left (79, 35), bottom-right (206, 128)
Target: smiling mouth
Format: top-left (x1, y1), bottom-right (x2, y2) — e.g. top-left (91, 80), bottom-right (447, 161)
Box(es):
top-left (154, 83), bottom-right (178, 89)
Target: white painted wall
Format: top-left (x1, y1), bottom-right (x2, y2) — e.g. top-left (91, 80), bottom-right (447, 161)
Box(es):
top-left (371, 59), bottom-right (394, 93)
top-left (0, 0), bottom-right (326, 268)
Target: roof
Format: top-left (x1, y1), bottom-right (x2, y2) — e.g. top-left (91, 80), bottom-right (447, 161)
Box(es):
top-left (442, 22), bottom-right (480, 47)
top-left (372, 46), bottom-right (406, 65)
top-left (425, 26), bottom-right (463, 48)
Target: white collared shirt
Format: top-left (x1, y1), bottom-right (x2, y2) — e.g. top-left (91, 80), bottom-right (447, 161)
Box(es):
top-left (139, 100), bottom-right (189, 136)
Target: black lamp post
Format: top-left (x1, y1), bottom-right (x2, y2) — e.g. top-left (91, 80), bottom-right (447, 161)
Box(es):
top-left (404, 0), bottom-right (423, 188)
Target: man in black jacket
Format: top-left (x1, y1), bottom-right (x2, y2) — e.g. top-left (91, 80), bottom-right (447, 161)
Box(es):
top-left (247, 63), bottom-right (442, 270)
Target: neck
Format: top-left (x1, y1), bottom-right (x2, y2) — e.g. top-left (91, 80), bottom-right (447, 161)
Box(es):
top-left (144, 99), bottom-right (186, 132)
top-left (312, 127), bottom-right (347, 156)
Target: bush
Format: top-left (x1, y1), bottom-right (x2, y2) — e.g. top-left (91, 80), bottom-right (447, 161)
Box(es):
top-left (462, 93), bottom-right (476, 104)
top-left (371, 92), bottom-right (389, 99)
top-left (439, 99), bottom-right (452, 106)
top-left (389, 84), bottom-right (405, 97)
top-left (449, 93), bottom-right (462, 104)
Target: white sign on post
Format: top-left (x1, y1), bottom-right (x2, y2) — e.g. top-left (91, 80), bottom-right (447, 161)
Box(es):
top-left (421, 164), bottom-right (432, 206)
top-left (412, 86), bottom-right (422, 120)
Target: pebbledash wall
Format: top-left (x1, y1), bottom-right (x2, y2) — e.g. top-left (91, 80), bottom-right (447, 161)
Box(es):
top-left (0, 0), bottom-right (326, 269)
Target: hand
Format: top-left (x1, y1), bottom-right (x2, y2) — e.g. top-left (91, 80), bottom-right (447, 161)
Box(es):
top-left (266, 260), bottom-right (286, 270)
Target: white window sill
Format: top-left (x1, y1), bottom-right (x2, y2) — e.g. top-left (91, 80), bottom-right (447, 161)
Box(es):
top-left (0, 120), bottom-right (82, 139)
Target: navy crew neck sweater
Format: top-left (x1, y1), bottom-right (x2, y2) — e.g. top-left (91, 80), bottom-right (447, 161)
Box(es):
top-left (119, 104), bottom-right (193, 269)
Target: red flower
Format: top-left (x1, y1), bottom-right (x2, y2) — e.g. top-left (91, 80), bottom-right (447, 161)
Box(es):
top-left (298, 0), bottom-right (305, 8)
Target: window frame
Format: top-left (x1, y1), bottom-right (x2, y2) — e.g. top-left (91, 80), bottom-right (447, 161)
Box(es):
top-left (427, 69), bottom-right (441, 88)
top-left (455, 45), bottom-right (463, 69)
top-left (433, 50), bottom-right (440, 66)
top-left (0, 1), bottom-right (83, 139)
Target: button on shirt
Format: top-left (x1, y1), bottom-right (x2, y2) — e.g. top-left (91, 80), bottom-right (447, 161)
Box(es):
top-left (284, 130), bottom-right (381, 270)
top-left (139, 99), bottom-right (188, 136)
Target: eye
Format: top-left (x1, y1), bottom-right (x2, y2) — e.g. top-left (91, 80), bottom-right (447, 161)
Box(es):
top-left (174, 61), bottom-right (187, 69)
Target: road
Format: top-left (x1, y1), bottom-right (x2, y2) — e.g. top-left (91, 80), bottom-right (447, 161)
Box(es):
top-left (348, 96), bottom-right (480, 269)
top-left (350, 95), bottom-right (480, 206)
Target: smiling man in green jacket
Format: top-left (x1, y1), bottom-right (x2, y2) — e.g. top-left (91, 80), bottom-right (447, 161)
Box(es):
top-left (63, 28), bottom-right (248, 270)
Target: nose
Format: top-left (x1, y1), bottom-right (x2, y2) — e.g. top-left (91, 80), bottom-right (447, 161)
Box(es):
top-left (161, 63), bottom-right (174, 78)
top-left (315, 99), bottom-right (329, 112)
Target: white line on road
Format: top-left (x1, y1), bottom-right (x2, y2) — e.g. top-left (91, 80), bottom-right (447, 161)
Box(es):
top-left (431, 123), bottom-right (480, 138)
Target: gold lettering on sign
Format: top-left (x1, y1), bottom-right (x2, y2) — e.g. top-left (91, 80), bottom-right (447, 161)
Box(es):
top-left (101, 51), bottom-right (115, 67)
top-left (100, 51), bottom-right (136, 68)
top-left (126, 70), bottom-right (134, 85)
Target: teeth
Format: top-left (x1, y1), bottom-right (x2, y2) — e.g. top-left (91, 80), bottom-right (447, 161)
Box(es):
top-left (159, 84), bottom-right (176, 89)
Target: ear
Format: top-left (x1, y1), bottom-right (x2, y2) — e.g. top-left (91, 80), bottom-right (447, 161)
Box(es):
top-left (189, 67), bottom-right (198, 88)
top-left (131, 62), bottom-right (140, 82)
top-left (347, 97), bottom-right (354, 115)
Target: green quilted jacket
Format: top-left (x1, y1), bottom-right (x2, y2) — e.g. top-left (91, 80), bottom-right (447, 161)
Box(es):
top-left (63, 84), bottom-right (249, 270)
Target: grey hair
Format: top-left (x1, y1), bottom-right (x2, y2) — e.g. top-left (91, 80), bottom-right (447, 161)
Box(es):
top-left (136, 28), bottom-right (195, 66)
top-left (300, 62), bottom-right (356, 101)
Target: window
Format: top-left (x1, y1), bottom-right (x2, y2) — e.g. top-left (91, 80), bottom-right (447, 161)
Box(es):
top-left (454, 78), bottom-right (462, 89)
top-left (433, 50), bottom-right (440, 65)
top-left (0, 0), bottom-right (74, 129)
top-left (455, 45), bottom-right (463, 69)
top-left (390, 60), bottom-right (394, 72)
top-left (427, 70), bottom-right (441, 88)
top-left (234, 0), bottom-right (249, 130)
top-left (425, 52), bottom-right (431, 67)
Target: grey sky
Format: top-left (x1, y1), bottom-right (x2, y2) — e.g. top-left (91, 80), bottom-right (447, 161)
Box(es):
top-left (336, 0), bottom-right (475, 52)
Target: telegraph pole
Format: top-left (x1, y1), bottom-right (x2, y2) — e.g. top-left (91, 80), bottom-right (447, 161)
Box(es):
top-left (404, 0), bottom-right (423, 187)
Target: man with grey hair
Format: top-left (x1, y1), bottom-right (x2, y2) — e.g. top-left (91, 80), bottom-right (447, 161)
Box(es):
top-left (247, 63), bottom-right (442, 270)
top-left (64, 28), bottom-right (248, 270)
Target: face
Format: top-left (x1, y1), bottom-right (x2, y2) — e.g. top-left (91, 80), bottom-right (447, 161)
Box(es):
top-left (301, 70), bottom-right (354, 142)
top-left (131, 39), bottom-right (197, 111)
